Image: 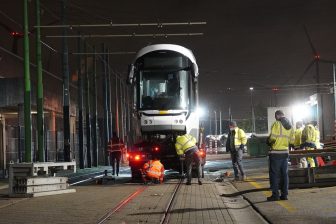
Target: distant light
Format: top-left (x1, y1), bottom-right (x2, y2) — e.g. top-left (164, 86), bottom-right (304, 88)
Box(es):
top-left (292, 104), bottom-right (310, 122)
top-left (249, 87), bottom-right (254, 91)
top-left (196, 107), bottom-right (206, 117)
top-left (272, 87), bottom-right (279, 91)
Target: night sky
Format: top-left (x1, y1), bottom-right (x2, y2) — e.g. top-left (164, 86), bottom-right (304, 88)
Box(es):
top-left (1, 0), bottom-right (336, 120)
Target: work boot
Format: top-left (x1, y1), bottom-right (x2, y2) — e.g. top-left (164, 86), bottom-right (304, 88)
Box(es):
top-left (267, 196), bottom-right (280, 201)
top-left (198, 180), bottom-right (202, 185)
top-left (186, 181), bottom-right (191, 185)
top-left (280, 195), bottom-right (288, 200)
top-left (234, 176), bottom-right (240, 181)
top-left (242, 175), bottom-right (247, 181)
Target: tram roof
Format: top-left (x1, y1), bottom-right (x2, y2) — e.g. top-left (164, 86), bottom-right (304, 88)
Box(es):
top-left (133, 44), bottom-right (199, 77)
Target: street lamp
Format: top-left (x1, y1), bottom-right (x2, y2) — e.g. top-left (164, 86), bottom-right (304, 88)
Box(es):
top-left (249, 87), bottom-right (256, 133)
top-left (214, 110), bottom-right (217, 135)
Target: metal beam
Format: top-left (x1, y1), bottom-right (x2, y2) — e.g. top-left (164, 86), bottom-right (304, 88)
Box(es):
top-left (45, 33), bottom-right (204, 38)
top-left (35, 21), bottom-right (207, 29)
top-left (70, 52), bottom-right (136, 55)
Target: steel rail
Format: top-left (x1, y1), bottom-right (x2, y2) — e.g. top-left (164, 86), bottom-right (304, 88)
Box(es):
top-left (160, 178), bottom-right (183, 224)
top-left (96, 186), bottom-right (147, 224)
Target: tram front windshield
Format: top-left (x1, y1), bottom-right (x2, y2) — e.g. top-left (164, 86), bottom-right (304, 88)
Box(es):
top-left (138, 54), bottom-right (191, 110)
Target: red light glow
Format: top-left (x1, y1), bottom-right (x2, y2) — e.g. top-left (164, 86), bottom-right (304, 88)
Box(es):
top-left (134, 155), bottom-right (140, 161)
top-left (154, 146), bottom-right (160, 152)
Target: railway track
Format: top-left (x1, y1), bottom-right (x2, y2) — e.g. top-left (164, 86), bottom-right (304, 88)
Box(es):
top-left (160, 178), bottom-right (183, 224)
top-left (95, 177), bottom-right (183, 224)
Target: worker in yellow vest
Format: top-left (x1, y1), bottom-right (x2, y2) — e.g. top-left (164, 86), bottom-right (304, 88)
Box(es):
top-left (294, 121), bottom-right (304, 150)
top-left (301, 121), bottom-right (317, 149)
top-left (311, 121), bottom-right (321, 149)
top-left (175, 134), bottom-right (202, 185)
top-left (267, 110), bottom-right (294, 201)
top-left (225, 121), bottom-right (247, 181)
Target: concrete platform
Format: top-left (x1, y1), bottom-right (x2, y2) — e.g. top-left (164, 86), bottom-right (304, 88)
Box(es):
top-left (217, 156), bottom-right (336, 224)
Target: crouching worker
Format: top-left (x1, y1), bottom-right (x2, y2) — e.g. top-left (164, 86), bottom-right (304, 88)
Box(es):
top-left (141, 156), bottom-right (165, 184)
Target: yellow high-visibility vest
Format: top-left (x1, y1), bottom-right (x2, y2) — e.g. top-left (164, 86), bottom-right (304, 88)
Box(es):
top-left (302, 124), bottom-right (316, 144)
top-left (269, 121), bottom-right (294, 152)
top-left (175, 134), bottom-right (196, 155)
top-left (233, 127), bottom-right (247, 146)
top-left (315, 128), bottom-right (321, 149)
top-left (294, 128), bottom-right (303, 148)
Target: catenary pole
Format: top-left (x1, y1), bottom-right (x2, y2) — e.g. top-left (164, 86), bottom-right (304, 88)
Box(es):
top-left (61, 0), bottom-right (71, 161)
top-left (23, 0), bottom-right (32, 162)
top-left (102, 44), bottom-right (109, 165)
top-left (77, 35), bottom-right (84, 169)
top-left (36, 0), bottom-right (44, 161)
top-left (92, 46), bottom-right (98, 167)
top-left (84, 41), bottom-right (92, 168)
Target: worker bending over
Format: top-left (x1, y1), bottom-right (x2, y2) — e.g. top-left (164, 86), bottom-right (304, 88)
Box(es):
top-left (175, 134), bottom-right (202, 185)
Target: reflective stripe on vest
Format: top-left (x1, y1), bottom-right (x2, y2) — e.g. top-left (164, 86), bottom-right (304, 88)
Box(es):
top-left (176, 135), bottom-right (193, 151)
top-left (270, 122), bottom-right (294, 151)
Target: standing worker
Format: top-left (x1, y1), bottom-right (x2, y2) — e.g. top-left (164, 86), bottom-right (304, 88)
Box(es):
top-left (141, 156), bottom-right (165, 184)
top-left (175, 134), bottom-right (202, 185)
top-left (267, 110), bottom-right (294, 201)
top-left (108, 132), bottom-right (124, 176)
top-left (294, 121), bottom-right (304, 150)
top-left (226, 121), bottom-right (247, 181)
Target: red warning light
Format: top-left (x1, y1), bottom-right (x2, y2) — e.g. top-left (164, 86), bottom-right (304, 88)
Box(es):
top-left (153, 146), bottom-right (160, 152)
top-left (272, 87), bottom-right (279, 92)
top-left (314, 54), bottom-right (320, 60)
top-left (134, 155), bottom-right (140, 161)
top-left (10, 31), bottom-right (23, 37)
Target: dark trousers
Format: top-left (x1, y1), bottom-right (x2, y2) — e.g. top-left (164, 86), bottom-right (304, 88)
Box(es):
top-left (230, 149), bottom-right (245, 177)
top-left (185, 147), bottom-right (201, 183)
top-left (110, 151), bottom-right (121, 175)
top-left (269, 153), bottom-right (289, 198)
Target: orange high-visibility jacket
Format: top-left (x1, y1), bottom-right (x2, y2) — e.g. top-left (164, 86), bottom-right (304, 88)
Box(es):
top-left (108, 137), bottom-right (124, 152)
top-left (143, 160), bottom-right (164, 179)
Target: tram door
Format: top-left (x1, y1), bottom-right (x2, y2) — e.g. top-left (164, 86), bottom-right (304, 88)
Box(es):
top-left (0, 115), bottom-right (5, 175)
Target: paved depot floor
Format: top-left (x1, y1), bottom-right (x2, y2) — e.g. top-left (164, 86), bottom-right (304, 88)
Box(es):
top-left (0, 176), bottom-right (264, 224)
top-left (105, 177), bottom-right (265, 224)
top-left (0, 155), bottom-right (335, 223)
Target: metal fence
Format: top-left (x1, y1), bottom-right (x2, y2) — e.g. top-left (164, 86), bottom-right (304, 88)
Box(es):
top-left (4, 123), bottom-right (107, 170)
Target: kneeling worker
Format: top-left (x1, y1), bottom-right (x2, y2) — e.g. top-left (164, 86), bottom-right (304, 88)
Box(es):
top-left (175, 134), bottom-right (202, 185)
top-left (141, 156), bottom-right (165, 184)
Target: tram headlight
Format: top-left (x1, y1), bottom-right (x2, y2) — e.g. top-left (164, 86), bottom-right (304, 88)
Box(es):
top-left (149, 120), bottom-right (153, 124)
top-left (179, 119), bottom-right (183, 124)
top-left (174, 120), bottom-right (178, 123)
top-left (144, 120), bottom-right (148, 124)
